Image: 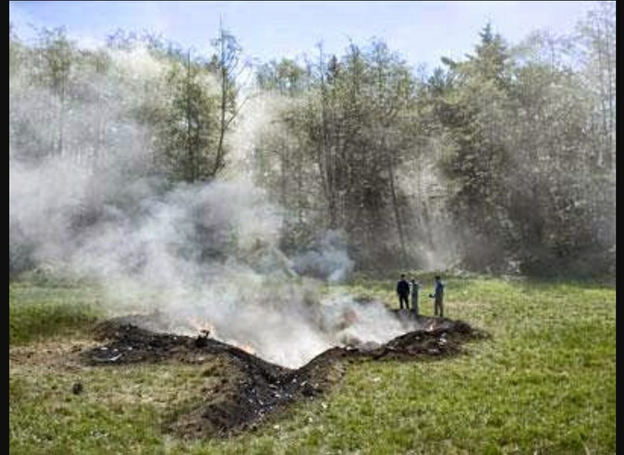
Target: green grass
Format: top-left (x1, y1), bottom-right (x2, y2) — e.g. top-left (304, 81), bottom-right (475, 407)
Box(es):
top-left (9, 276), bottom-right (615, 454)
top-left (10, 361), bottom-right (225, 455)
top-left (9, 282), bottom-right (103, 344)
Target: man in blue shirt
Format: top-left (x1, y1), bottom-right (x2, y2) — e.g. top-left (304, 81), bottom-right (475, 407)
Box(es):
top-left (429, 275), bottom-right (445, 317)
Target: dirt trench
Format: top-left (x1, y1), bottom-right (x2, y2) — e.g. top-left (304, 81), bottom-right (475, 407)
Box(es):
top-left (82, 313), bottom-right (487, 439)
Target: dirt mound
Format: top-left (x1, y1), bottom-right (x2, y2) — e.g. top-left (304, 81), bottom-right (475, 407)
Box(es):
top-left (82, 314), bottom-right (485, 438)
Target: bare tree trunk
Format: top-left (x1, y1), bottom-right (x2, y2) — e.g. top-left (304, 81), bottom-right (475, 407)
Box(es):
top-left (58, 75), bottom-right (66, 158)
top-left (279, 144), bottom-right (288, 207)
top-left (213, 26), bottom-right (229, 177)
top-left (316, 45), bottom-right (338, 229)
top-left (604, 14), bottom-right (616, 171)
top-left (296, 145), bottom-right (304, 226)
top-left (387, 145), bottom-right (408, 268)
top-left (185, 51), bottom-right (196, 182)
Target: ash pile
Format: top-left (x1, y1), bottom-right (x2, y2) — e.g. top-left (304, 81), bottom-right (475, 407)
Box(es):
top-left (82, 312), bottom-right (486, 438)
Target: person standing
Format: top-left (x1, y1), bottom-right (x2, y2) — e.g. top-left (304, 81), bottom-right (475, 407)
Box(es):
top-left (429, 275), bottom-right (445, 317)
top-left (396, 274), bottom-right (410, 310)
top-left (410, 278), bottom-right (420, 316)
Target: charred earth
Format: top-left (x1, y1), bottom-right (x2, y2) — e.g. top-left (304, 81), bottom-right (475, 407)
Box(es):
top-left (82, 312), bottom-right (487, 439)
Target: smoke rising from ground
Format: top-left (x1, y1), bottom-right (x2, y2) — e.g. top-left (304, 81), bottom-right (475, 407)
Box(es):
top-left (10, 43), bottom-right (420, 368)
top-left (292, 230), bottom-right (354, 283)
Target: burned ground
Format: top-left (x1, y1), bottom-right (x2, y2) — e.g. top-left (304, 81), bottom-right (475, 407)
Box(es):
top-left (81, 312), bottom-right (487, 439)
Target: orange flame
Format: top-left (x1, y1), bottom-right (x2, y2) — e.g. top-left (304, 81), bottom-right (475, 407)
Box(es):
top-left (187, 318), bottom-right (254, 355)
top-left (187, 318), bottom-right (216, 337)
top-left (238, 344), bottom-right (255, 354)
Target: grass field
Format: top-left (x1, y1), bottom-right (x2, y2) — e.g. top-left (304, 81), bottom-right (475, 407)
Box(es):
top-left (9, 275), bottom-right (615, 454)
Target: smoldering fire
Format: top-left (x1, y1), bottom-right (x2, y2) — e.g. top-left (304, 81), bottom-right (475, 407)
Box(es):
top-left (9, 43), bottom-right (423, 368)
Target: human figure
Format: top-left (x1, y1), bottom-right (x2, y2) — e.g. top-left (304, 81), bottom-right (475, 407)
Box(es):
top-left (410, 278), bottom-right (420, 316)
top-left (396, 274), bottom-right (410, 310)
top-left (429, 275), bottom-right (444, 317)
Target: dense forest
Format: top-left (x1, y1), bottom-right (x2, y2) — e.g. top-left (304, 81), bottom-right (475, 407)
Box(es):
top-left (9, 1), bottom-right (615, 278)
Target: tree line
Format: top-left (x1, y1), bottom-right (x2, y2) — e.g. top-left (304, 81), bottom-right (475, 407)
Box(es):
top-left (9, 1), bottom-right (615, 277)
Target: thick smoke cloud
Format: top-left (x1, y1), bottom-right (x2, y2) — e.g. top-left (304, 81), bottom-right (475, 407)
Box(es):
top-left (292, 230), bottom-right (354, 283)
top-left (10, 44), bottom-right (419, 368)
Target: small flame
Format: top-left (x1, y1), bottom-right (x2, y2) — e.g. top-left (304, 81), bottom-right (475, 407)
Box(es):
top-left (187, 318), bottom-right (216, 337)
top-left (239, 344), bottom-right (255, 354)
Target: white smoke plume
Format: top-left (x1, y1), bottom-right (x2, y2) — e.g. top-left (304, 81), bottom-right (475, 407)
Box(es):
top-left (292, 230), bottom-right (354, 283)
top-left (9, 43), bottom-right (420, 368)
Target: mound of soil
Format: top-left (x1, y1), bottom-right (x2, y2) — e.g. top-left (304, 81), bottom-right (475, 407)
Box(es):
top-left (82, 314), bottom-right (486, 438)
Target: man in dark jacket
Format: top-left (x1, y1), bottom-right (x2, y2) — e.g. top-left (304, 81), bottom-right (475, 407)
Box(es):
top-left (396, 274), bottom-right (410, 310)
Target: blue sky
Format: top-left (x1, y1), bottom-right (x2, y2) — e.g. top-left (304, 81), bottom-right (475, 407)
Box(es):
top-left (10, 1), bottom-right (598, 71)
